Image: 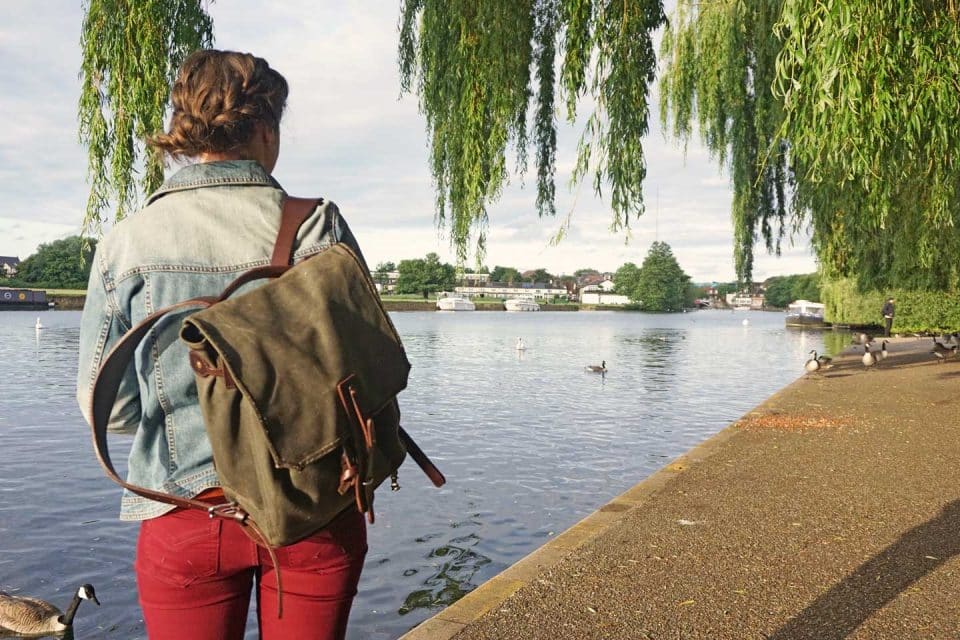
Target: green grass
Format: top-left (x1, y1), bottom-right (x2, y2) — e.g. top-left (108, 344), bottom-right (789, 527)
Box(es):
top-left (45, 289), bottom-right (87, 296)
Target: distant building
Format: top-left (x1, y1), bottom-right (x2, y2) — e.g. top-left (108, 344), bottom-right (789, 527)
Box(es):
top-left (580, 292), bottom-right (631, 306)
top-left (459, 272), bottom-right (490, 287)
top-left (456, 282), bottom-right (568, 300)
top-left (0, 256), bottom-right (20, 277)
top-left (372, 270), bottom-right (400, 293)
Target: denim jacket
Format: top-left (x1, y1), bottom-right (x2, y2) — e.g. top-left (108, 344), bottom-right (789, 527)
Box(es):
top-left (77, 160), bottom-right (365, 520)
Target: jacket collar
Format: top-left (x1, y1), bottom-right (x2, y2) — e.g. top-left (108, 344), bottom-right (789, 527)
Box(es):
top-left (147, 160), bottom-right (283, 204)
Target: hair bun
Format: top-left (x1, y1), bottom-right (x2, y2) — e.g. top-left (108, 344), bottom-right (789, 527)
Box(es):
top-left (148, 50), bottom-right (288, 159)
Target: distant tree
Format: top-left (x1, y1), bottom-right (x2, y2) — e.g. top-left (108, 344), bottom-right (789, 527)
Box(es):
top-left (395, 252), bottom-right (456, 296)
top-left (16, 236), bottom-right (97, 289)
top-left (574, 268), bottom-right (600, 278)
top-left (375, 261), bottom-right (397, 273)
top-left (716, 282), bottom-right (738, 297)
top-left (526, 268), bottom-right (553, 284)
top-left (613, 262), bottom-right (642, 299)
top-left (490, 265), bottom-right (521, 284)
top-left (763, 277), bottom-right (793, 308)
top-left (633, 242), bottom-right (691, 312)
top-left (763, 273), bottom-right (821, 308)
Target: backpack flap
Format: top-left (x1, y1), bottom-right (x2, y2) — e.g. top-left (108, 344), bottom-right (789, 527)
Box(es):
top-left (180, 243), bottom-right (410, 470)
top-left (179, 243), bottom-right (410, 544)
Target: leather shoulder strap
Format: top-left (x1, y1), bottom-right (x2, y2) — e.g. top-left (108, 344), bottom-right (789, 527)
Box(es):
top-left (90, 298), bottom-right (217, 512)
top-left (89, 195), bottom-right (324, 514)
top-left (270, 197), bottom-right (323, 266)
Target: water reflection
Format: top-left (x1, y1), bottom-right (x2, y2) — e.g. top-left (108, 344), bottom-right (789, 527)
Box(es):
top-left (399, 532), bottom-right (492, 616)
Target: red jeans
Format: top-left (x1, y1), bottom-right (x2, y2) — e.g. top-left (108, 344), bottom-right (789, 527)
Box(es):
top-left (135, 507), bottom-right (367, 640)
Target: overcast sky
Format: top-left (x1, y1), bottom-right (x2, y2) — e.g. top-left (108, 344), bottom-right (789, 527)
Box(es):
top-left (0, 1), bottom-right (817, 282)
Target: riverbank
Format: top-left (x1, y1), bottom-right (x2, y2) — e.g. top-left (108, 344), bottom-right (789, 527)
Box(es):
top-left (401, 337), bottom-right (960, 639)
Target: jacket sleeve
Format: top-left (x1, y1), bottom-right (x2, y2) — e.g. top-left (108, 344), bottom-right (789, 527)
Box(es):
top-left (76, 250), bottom-right (142, 435)
top-left (329, 203), bottom-right (370, 273)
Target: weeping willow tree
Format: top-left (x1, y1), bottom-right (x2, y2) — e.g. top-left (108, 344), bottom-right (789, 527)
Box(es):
top-left (79, 0), bottom-right (213, 237)
top-left (660, 0), bottom-right (792, 285)
top-left (661, 0), bottom-right (960, 291)
top-left (775, 0), bottom-right (960, 291)
top-left (398, 0), bottom-right (666, 262)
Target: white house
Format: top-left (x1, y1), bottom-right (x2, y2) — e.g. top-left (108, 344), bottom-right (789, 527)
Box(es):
top-left (0, 256), bottom-right (20, 277)
top-left (580, 292), bottom-right (632, 306)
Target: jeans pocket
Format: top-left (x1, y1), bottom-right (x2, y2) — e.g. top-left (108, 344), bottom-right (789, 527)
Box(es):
top-left (136, 510), bottom-right (222, 588)
top-left (276, 509), bottom-right (368, 572)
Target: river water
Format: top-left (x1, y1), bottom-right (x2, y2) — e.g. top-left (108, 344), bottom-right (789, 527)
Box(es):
top-left (0, 309), bottom-right (842, 639)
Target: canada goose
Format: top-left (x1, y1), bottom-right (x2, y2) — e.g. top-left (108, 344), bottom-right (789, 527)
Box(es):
top-left (879, 340), bottom-right (889, 361)
top-left (0, 584), bottom-right (99, 636)
top-left (862, 345), bottom-right (877, 368)
top-left (586, 360), bottom-right (607, 373)
top-left (804, 350), bottom-right (824, 373)
top-left (931, 338), bottom-right (956, 363)
top-left (851, 332), bottom-right (874, 346)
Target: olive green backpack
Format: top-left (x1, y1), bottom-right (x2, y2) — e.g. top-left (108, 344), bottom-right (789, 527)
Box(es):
top-left (90, 197), bottom-right (445, 550)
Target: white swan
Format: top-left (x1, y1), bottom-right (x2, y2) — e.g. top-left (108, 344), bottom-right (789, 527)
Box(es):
top-left (34, 317), bottom-right (44, 330)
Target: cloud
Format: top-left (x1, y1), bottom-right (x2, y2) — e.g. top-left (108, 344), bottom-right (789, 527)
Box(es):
top-left (0, 217), bottom-right (80, 258)
top-left (0, 1), bottom-right (816, 280)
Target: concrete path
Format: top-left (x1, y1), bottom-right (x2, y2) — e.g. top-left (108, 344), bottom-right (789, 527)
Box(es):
top-left (399, 337), bottom-right (960, 639)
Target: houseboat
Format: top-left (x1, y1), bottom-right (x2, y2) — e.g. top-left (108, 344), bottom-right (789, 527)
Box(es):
top-left (785, 300), bottom-right (828, 328)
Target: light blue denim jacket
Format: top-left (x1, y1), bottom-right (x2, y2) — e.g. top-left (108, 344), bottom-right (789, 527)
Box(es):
top-left (77, 160), bottom-right (365, 520)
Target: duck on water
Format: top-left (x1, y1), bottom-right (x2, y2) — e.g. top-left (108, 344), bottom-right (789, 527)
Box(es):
top-left (585, 361), bottom-right (607, 373)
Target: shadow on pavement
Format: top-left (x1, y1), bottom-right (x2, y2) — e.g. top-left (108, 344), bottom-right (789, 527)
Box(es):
top-left (769, 499), bottom-right (960, 640)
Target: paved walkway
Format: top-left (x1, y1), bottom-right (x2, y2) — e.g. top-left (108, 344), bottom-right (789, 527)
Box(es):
top-left (400, 337), bottom-right (960, 639)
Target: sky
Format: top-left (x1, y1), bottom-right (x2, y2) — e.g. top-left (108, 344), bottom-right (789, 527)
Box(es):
top-left (0, 2), bottom-right (817, 282)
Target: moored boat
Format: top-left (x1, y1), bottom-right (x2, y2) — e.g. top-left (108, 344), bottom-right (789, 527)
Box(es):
top-left (436, 292), bottom-right (475, 311)
top-left (785, 299), bottom-right (828, 328)
top-left (504, 296), bottom-right (540, 312)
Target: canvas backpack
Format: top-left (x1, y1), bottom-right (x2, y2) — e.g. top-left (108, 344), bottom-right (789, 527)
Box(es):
top-left (89, 197), bottom-right (445, 551)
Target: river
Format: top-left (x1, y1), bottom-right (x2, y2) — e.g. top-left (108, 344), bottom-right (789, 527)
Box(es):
top-left (0, 309), bottom-right (842, 639)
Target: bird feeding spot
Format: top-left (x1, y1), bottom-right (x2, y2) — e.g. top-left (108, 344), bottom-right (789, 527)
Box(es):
top-left (735, 413), bottom-right (855, 432)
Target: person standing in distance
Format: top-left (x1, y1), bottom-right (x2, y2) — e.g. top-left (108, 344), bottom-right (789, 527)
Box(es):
top-left (77, 50), bottom-right (368, 640)
top-left (881, 297), bottom-right (895, 337)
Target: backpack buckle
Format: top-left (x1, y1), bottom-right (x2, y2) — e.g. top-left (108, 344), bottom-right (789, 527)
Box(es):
top-left (207, 501), bottom-right (249, 523)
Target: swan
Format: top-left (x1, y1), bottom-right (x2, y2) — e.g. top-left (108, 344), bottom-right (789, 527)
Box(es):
top-left (585, 360), bottom-right (607, 373)
top-left (34, 317), bottom-right (44, 330)
top-left (515, 337), bottom-right (526, 351)
top-left (0, 584), bottom-right (99, 636)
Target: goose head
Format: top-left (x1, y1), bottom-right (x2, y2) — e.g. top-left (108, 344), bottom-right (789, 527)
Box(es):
top-left (78, 584), bottom-right (99, 607)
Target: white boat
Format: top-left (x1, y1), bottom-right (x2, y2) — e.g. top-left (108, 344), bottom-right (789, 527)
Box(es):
top-left (730, 294), bottom-right (753, 310)
top-left (504, 296), bottom-right (540, 312)
top-left (436, 292), bottom-right (475, 311)
top-left (785, 300), bottom-right (827, 328)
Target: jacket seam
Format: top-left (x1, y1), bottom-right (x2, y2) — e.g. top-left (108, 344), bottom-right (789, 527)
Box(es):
top-left (112, 243), bottom-right (330, 283)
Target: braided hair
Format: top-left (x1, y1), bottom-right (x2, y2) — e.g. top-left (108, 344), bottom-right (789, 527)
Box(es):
top-left (149, 50), bottom-right (288, 159)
